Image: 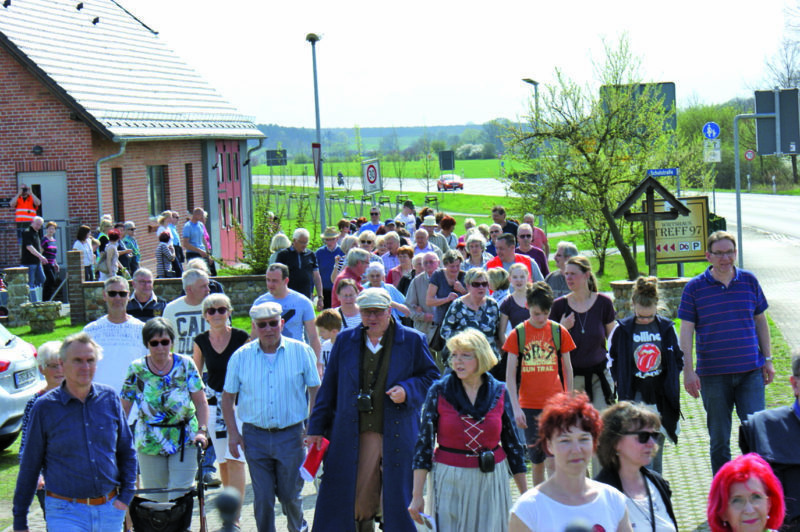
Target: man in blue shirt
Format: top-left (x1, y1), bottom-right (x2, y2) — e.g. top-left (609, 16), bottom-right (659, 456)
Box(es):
top-left (679, 231), bottom-right (775, 474)
top-left (182, 207), bottom-right (208, 264)
top-left (13, 332), bottom-right (137, 532)
top-left (222, 302), bottom-right (321, 532)
top-left (358, 207), bottom-right (383, 234)
top-left (316, 226), bottom-right (345, 309)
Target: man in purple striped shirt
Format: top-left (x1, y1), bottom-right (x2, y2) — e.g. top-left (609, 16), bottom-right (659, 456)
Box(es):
top-left (678, 231), bottom-right (775, 474)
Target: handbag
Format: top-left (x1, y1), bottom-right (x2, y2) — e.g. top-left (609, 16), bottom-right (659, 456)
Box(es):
top-left (96, 251), bottom-right (109, 274)
top-left (429, 322), bottom-right (446, 352)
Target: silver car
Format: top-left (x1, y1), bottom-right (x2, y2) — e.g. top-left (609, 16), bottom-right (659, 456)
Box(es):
top-left (0, 324), bottom-right (43, 451)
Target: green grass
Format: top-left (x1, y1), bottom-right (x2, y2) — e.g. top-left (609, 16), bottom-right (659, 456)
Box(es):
top-left (0, 437), bottom-right (21, 528)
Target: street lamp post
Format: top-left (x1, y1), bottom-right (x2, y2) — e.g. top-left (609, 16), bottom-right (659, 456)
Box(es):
top-left (522, 78), bottom-right (543, 229)
top-left (306, 32), bottom-right (326, 231)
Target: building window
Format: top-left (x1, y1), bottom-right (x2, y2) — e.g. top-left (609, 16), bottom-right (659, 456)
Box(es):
top-left (111, 168), bottom-right (124, 221)
top-left (185, 163), bottom-right (194, 210)
top-left (147, 165), bottom-right (168, 217)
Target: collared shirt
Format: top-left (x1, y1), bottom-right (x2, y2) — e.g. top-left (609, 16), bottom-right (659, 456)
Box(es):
top-left (252, 289), bottom-right (315, 342)
top-left (224, 336), bottom-right (321, 429)
top-left (316, 244), bottom-right (344, 290)
top-left (13, 382), bottom-right (137, 530)
top-left (381, 251), bottom-right (400, 271)
top-left (182, 220), bottom-right (206, 251)
top-left (126, 293), bottom-right (167, 322)
top-left (276, 246), bottom-right (319, 299)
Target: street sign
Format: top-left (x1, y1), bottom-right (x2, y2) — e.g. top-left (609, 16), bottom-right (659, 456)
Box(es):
top-left (744, 149), bottom-right (756, 161)
top-left (703, 122), bottom-right (721, 140)
top-left (646, 168), bottom-right (678, 177)
top-left (312, 143), bottom-right (322, 184)
top-left (361, 159), bottom-right (383, 195)
top-left (704, 139), bottom-right (722, 163)
top-left (644, 196), bottom-right (710, 264)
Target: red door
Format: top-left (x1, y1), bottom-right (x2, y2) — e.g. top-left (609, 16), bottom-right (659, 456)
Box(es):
top-left (215, 140), bottom-right (243, 263)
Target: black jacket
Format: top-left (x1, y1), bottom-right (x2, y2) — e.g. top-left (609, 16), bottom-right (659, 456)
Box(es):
top-left (595, 466), bottom-right (678, 530)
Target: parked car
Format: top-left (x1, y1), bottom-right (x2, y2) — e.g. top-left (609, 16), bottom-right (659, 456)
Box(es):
top-left (0, 324), bottom-right (41, 451)
top-left (437, 174), bottom-right (464, 191)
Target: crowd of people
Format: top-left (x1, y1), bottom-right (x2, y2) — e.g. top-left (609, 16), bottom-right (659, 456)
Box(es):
top-left (11, 198), bottom-right (800, 532)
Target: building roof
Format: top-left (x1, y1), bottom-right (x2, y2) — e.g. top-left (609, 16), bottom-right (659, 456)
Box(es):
top-left (0, 0), bottom-right (264, 140)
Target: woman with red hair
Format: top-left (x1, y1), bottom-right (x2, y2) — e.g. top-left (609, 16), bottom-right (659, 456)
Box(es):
top-left (707, 453), bottom-right (785, 532)
top-left (509, 392), bottom-right (632, 532)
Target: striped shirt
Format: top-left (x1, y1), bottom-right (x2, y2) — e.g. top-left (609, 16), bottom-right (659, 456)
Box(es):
top-left (678, 267), bottom-right (768, 376)
top-left (223, 336), bottom-right (321, 429)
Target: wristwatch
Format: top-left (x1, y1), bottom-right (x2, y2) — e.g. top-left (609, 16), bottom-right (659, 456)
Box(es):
top-left (198, 425), bottom-right (208, 435)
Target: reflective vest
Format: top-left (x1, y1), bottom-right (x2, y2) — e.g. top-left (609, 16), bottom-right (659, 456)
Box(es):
top-left (15, 195), bottom-right (37, 223)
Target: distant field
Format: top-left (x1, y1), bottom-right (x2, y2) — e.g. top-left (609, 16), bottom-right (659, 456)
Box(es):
top-left (252, 158), bottom-right (523, 179)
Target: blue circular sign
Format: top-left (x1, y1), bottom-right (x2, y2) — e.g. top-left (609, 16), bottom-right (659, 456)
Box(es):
top-left (703, 122), bottom-right (720, 140)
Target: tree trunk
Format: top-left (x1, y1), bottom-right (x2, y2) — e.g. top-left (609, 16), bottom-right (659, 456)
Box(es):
top-left (599, 204), bottom-right (639, 280)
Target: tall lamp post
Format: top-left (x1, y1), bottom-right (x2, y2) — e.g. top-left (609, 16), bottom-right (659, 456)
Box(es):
top-left (522, 78), bottom-right (543, 228)
top-left (306, 32), bottom-right (326, 231)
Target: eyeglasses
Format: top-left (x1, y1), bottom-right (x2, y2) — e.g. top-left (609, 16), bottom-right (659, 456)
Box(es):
top-left (255, 319), bottom-right (281, 329)
top-left (148, 339), bottom-right (171, 347)
top-left (370, 212), bottom-right (380, 216)
top-left (450, 353), bottom-right (475, 361)
top-left (709, 250), bottom-right (735, 257)
top-left (45, 363), bottom-right (62, 369)
top-left (106, 290), bottom-right (129, 298)
top-left (470, 281), bottom-right (489, 288)
top-left (622, 431), bottom-right (660, 444)
top-left (360, 240), bottom-right (374, 245)
top-left (206, 307), bottom-right (228, 316)
top-left (518, 234), bottom-right (532, 239)
top-left (360, 308), bottom-right (386, 317)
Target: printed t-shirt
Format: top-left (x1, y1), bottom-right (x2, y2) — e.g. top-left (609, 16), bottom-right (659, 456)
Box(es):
top-left (631, 320), bottom-right (663, 404)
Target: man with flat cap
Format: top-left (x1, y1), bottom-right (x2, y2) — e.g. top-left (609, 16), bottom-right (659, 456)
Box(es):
top-left (306, 288), bottom-right (439, 532)
top-left (222, 302), bottom-right (321, 532)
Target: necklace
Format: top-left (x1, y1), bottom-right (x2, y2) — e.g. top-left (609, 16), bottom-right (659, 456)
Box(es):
top-left (624, 473), bottom-right (655, 532)
top-left (575, 311), bottom-right (588, 334)
top-left (148, 355), bottom-right (172, 375)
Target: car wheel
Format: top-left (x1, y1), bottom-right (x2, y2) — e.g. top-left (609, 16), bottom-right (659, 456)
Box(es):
top-left (0, 431), bottom-right (20, 451)
top-left (437, 184), bottom-right (442, 191)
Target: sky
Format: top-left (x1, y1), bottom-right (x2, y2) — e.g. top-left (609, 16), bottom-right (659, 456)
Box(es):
top-left (127, 0), bottom-right (791, 129)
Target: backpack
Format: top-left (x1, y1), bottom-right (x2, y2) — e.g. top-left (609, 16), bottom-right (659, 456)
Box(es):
top-left (514, 320), bottom-right (563, 384)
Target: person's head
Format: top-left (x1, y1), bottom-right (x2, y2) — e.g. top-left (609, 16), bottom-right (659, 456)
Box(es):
top-left (464, 268), bottom-right (489, 299)
top-left (315, 309), bottom-right (342, 342)
top-left (132, 268), bottom-right (154, 300)
top-left (142, 317), bottom-right (175, 354)
top-left (76, 225), bottom-right (91, 242)
top-left (446, 328), bottom-right (498, 378)
top-left (270, 233), bottom-right (291, 253)
top-left (124, 221), bottom-right (136, 237)
top-left (29, 216), bottom-right (43, 231)
top-left (191, 207), bottom-right (204, 222)
top-left (707, 453), bottom-right (785, 532)
top-left (538, 392), bottom-right (603, 458)
top-left (107, 228), bottom-right (121, 242)
top-left (463, 218), bottom-right (476, 232)
top-left (203, 293), bottom-right (232, 325)
top-left (565, 255), bottom-right (598, 293)
top-left (477, 224), bottom-right (490, 241)
top-left (36, 340), bottom-right (64, 389)
top-left (99, 219), bottom-right (113, 233)
top-left (414, 229), bottom-right (429, 249)
top-left (366, 262), bottom-right (386, 287)
top-left (60, 333), bottom-right (102, 390)
top-left (402, 200), bottom-right (415, 214)
top-left (250, 302), bottom-right (284, 350)
top-left (707, 231), bottom-right (737, 273)
top-left (517, 223), bottom-right (534, 247)
top-left (368, 207), bottom-right (381, 223)
top-left (375, 235), bottom-right (387, 255)
top-left (292, 228), bottom-right (310, 253)
top-left (488, 224), bottom-right (502, 244)
top-left (487, 267), bottom-right (509, 293)
top-left (182, 269), bottom-right (210, 304)
top-left (356, 288), bottom-right (392, 335)
top-left (20, 183), bottom-right (30, 197)
top-left (346, 248), bottom-right (371, 276)
top-left (439, 215), bottom-right (456, 234)
top-left (383, 232), bottom-right (400, 254)
top-left (491, 205), bottom-right (507, 224)
top-left (442, 250), bottom-right (462, 274)
top-left (526, 281), bottom-right (554, 327)
top-left (102, 276), bottom-right (130, 312)
top-left (494, 233), bottom-right (517, 261)
top-left (792, 355), bottom-right (800, 399)
top-left (419, 206), bottom-right (434, 219)
top-left (336, 278), bottom-right (359, 308)
top-left (418, 252), bottom-right (436, 275)
top-left (421, 215), bottom-right (438, 235)
top-left (157, 231), bottom-right (171, 244)
top-left (337, 218), bottom-right (351, 233)
top-left (554, 241), bottom-right (579, 272)
top-left (631, 276), bottom-right (659, 324)
top-left (523, 213), bottom-right (536, 226)
top-left (340, 235), bottom-right (359, 255)
top-left (322, 226), bottom-right (339, 249)
top-left (397, 245), bottom-right (414, 266)
top-left (509, 262), bottom-right (530, 291)
top-left (265, 263), bottom-right (290, 296)
top-left (45, 221), bottom-right (57, 236)
top-left (596, 402), bottom-right (661, 471)
top-left (465, 233), bottom-right (487, 258)
top-left (359, 230), bottom-right (376, 252)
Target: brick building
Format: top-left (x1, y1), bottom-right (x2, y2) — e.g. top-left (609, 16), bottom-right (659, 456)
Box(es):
top-left (0, 0), bottom-right (263, 270)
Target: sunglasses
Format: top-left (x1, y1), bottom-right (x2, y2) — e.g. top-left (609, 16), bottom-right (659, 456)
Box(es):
top-left (518, 234), bottom-right (532, 239)
top-left (107, 290), bottom-right (129, 298)
top-left (623, 431), bottom-right (660, 444)
top-left (360, 240), bottom-right (374, 245)
top-left (206, 307), bottom-right (228, 316)
top-left (148, 339), bottom-right (171, 347)
top-left (370, 212), bottom-right (380, 216)
top-left (256, 319), bottom-right (281, 329)
top-left (470, 281), bottom-right (489, 288)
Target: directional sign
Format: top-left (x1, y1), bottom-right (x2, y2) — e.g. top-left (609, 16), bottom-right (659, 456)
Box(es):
top-left (645, 196), bottom-right (710, 264)
top-left (703, 122), bottom-right (721, 140)
top-left (646, 168), bottom-right (678, 177)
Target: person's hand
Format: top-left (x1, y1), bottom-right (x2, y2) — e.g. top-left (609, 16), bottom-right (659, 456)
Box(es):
top-left (112, 499), bottom-right (128, 511)
top-left (36, 475), bottom-right (45, 490)
top-left (200, 250), bottom-right (208, 258)
top-left (305, 435), bottom-right (324, 450)
top-left (683, 368), bottom-right (701, 398)
top-left (39, 256), bottom-right (47, 265)
top-left (446, 292), bottom-right (458, 302)
top-left (408, 494), bottom-right (425, 525)
top-left (453, 281), bottom-right (466, 294)
top-left (561, 312), bottom-right (575, 330)
top-left (228, 430), bottom-right (244, 458)
top-left (763, 359), bottom-right (775, 385)
top-left (53, 263), bottom-right (60, 273)
top-left (387, 385), bottom-right (406, 404)
top-left (193, 432), bottom-right (208, 449)
top-left (514, 407), bottom-right (527, 429)
top-left (424, 313), bottom-right (433, 322)
top-left (316, 298), bottom-right (324, 311)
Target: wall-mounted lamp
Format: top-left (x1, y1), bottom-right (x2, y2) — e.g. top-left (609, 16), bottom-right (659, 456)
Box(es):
top-left (31, 145), bottom-right (44, 156)
top-left (211, 163), bottom-right (218, 170)
top-left (242, 159), bottom-right (250, 166)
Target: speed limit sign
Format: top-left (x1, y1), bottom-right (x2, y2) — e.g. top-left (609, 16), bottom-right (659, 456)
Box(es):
top-left (744, 149), bottom-right (756, 161)
top-left (361, 159), bottom-right (383, 194)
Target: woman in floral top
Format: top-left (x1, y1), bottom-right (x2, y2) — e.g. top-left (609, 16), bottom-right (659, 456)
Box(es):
top-left (121, 318), bottom-right (209, 503)
top-left (441, 267), bottom-right (505, 380)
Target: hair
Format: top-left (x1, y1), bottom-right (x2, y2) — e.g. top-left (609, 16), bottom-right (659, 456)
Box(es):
top-left (270, 233), bottom-right (291, 253)
top-left (566, 256), bottom-right (598, 292)
top-left (412, 254), bottom-right (425, 271)
top-left (133, 268), bottom-right (154, 281)
top-left (491, 205), bottom-right (506, 216)
top-left (495, 233), bottom-right (516, 248)
top-left (442, 249), bottom-right (462, 266)
top-left (347, 248), bottom-right (370, 267)
top-left (157, 213), bottom-right (169, 225)
top-left (76, 225), bottom-right (91, 241)
top-left (340, 235), bottom-right (359, 255)
top-left (37, 340), bottom-right (63, 371)
top-left (463, 218), bottom-right (476, 230)
top-left (187, 258), bottom-right (210, 274)
top-left (793, 355), bottom-right (800, 377)
top-left (526, 281), bottom-right (554, 311)
top-left (142, 317), bottom-right (176, 346)
top-left (203, 293), bottom-right (232, 314)
top-left (107, 228), bottom-right (121, 242)
top-left (419, 206), bottom-right (434, 218)
top-left (315, 309), bottom-right (343, 331)
top-left (397, 245), bottom-right (414, 259)
top-left (538, 392), bottom-right (603, 453)
top-left (99, 219), bottom-right (113, 232)
top-left (60, 332), bottom-right (103, 362)
top-left (439, 215), bottom-right (456, 231)
top-left (366, 262), bottom-right (386, 276)
top-left (293, 228), bottom-right (310, 240)
top-left (159, 231), bottom-right (171, 243)
top-left (182, 268), bottom-right (209, 290)
top-left (509, 262), bottom-right (529, 279)
top-left (446, 328), bottom-right (498, 375)
top-left (632, 276), bottom-right (659, 307)
top-left (103, 275), bottom-right (129, 291)
top-left (465, 232), bottom-right (487, 252)
top-left (707, 453), bottom-right (785, 532)
top-left (477, 224), bottom-right (490, 240)
top-left (359, 230), bottom-right (376, 243)
top-left (375, 235), bottom-right (386, 248)
top-left (464, 267), bottom-right (489, 285)
top-left (557, 241), bottom-right (580, 259)
top-left (336, 277), bottom-right (359, 295)
top-left (487, 267), bottom-right (510, 292)
top-left (414, 228), bottom-right (428, 240)
top-left (266, 263), bottom-right (289, 280)
top-left (707, 230), bottom-right (737, 252)
top-left (337, 218), bottom-right (350, 231)
top-left (45, 221), bottom-right (57, 230)
top-left (596, 402), bottom-right (662, 470)
top-left (383, 231), bottom-right (400, 245)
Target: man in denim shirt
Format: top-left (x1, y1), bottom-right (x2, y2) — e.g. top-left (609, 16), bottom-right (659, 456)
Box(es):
top-left (13, 332), bottom-right (137, 532)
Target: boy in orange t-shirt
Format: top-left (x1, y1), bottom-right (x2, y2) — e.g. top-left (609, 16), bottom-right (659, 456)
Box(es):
top-left (503, 281), bottom-right (575, 485)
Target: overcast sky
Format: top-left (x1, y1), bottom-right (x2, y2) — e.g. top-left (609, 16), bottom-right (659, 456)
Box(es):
top-left (127, 0), bottom-right (790, 128)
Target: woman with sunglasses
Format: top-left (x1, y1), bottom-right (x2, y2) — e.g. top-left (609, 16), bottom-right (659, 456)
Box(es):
top-left (595, 402), bottom-right (678, 532)
top-left (608, 277), bottom-right (683, 475)
top-left (357, 230), bottom-right (383, 263)
top-left (440, 268), bottom-right (505, 379)
top-left (121, 318), bottom-right (209, 503)
top-left (192, 294), bottom-right (249, 508)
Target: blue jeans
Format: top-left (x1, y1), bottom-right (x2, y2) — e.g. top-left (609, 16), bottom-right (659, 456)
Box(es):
top-left (243, 422), bottom-right (307, 532)
top-left (27, 263), bottom-right (45, 289)
top-left (700, 368), bottom-right (765, 474)
top-left (44, 496), bottom-right (125, 531)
